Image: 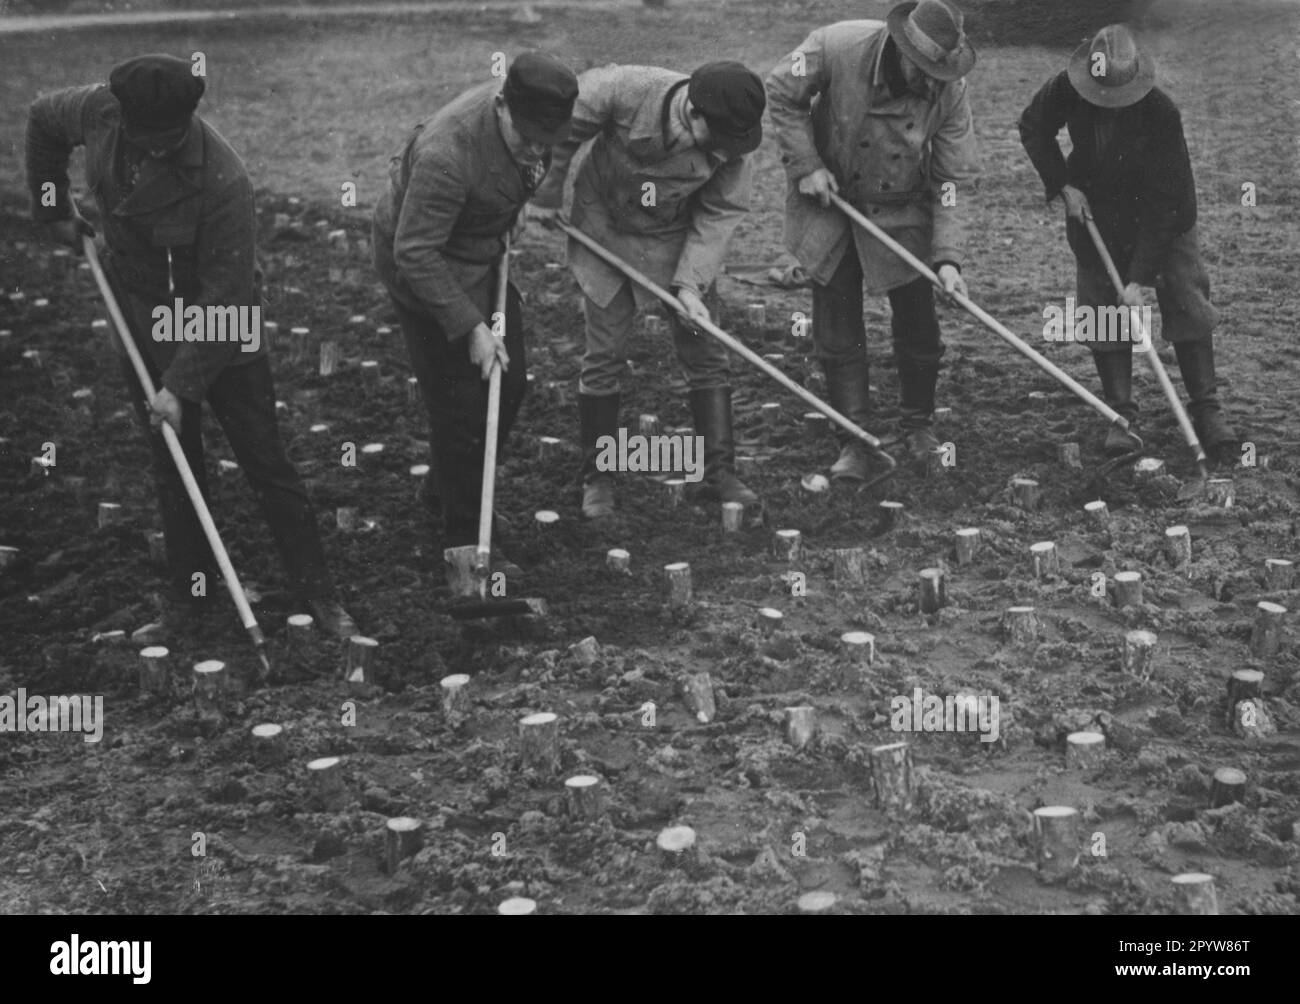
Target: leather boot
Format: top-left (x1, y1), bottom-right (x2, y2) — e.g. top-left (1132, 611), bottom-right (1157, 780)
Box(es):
top-left (688, 386), bottom-right (758, 505)
top-left (822, 358), bottom-right (873, 481)
top-left (897, 359), bottom-right (942, 458)
top-left (579, 392), bottom-right (620, 518)
top-left (1174, 339), bottom-right (1239, 456)
top-left (1092, 350), bottom-right (1142, 455)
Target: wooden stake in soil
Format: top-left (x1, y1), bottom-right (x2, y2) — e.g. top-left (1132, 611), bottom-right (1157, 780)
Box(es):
top-left (682, 671), bottom-right (716, 724)
top-left (439, 673), bottom-right (471, 722)
top-left (1032, 806), bottom-right (1080, 882)
top-left (841, 631), bottom-right (875, 665)
top-left (1164, 525), bottom-right (1192, 567)
top-left (918, 567), bottom-right (946, 613)
top-left (877, 500), bottom-right (904, 531)
top-left (97, 502), bottom-right (123, 529)
top-left (1011, 478), bottom-right (1039, 511)
top-left (1133, 457), bottom-right (1165, 482)
top-left (534, 510), bottom-right (560, 530)
top-left (637, 414), bottom-right (660, 437)
top-left (406, 376), bottom-right (420, 405)
top-left (1204, 478), bottom-right (1234, 508)
top-left (1004, 606), bottom-right (1038, 645)
top-left (954, 527), bottom-right (980, 565)
top-left (319, 340), bottom-right (339, 377)
top-left (1210, 767), bottom-right (1246, 808)
top-left (869, 741), bottom-right (914, 812)
top-left (747, 302), bottom-right (767, 327)
top-left (1065, 731), bottom-right (1106, 770)
top-left (537, 435), bottom-right (563, 463)
top-left (796, 891), bottom-right (837, 915)
top-left (605, 548), bottom-right (631, 574)
top-left (784, 705), bottom-right (816, 750)
top-left (1113, 571), bottom-right (1143, 608)
top-left (564, 775), bottom-right (604, 821)
top-left (289, 326), bottom-right (310, 364)
top-left (0, 545), bottom-right (18, 571)
top-left (250, 723), bottom-right (286, 764)
top-left (757, 607), bottom-right (784, 636)
top-left (1170, 873), bottom-right (1219, 916)
top-left (498, 897), bottom-right (537, 915)
top-left (1030, 541), bottom-right (1059, 580)
top-left (1085, 499), bottom-right (1109, 526)
top-left (664, 562), bottom-right (692, 608)
top-left (345, 636), bottom-right (378, 689)
top-left (721, 501), bottom-right (744, 533)
top-left (192, 659), bottom-right (226, 713)
top-left (336, 506), bottom-right (358, 532)
top-left (656, 825), bottom-right (698, 868)
top-left (139, 646), bottom-right (169, 695)
top-left (832, 547), bottom-right (868, 585)
top-left (146, 531), bottom-right (166, 565)
top-left (1225, 669), bottom-right (1264, 727)
top-left (1058, 442), bottom-right (1082, 469)
top-left (663, 479), bottom-right (686, 508)
top-left (1263, 558), bottom-right (1294, 591)
top-left (803, 412), bottom-right (829, 440)
top-left (1250, 601), bottom-right (1286, 657)
top-left (360, 359), bottom-right (380, 393)
top-left (772, 529), bottom-right (802, 561)
top-left (1122, 629), bottom-right (1158, 679)
top-left (760, 402), bottom-right (781, 429)
top-left (307, 756), bottom-right (346, 810)
top-left (384, 817), bottom-right (423, 873)
top-left (518, 712), bottom-right (560, 774)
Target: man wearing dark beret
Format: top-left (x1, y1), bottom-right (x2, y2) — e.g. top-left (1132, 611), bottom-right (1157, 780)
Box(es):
top-left (1019, 24), bottom-right (1239, 461)
top-left (373, 51), bottom-right (578, 575)
top-left (26, 54), bottom-right (358, 639)
top-left (766, 0), bottom-right (981, 481)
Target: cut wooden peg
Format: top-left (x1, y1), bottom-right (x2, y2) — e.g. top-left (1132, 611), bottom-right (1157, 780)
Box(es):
top-left (537, 435), bottom-right (563, 462)
top-left (663, 479), bottom-right (687, 508)
top-left (682, 671), bottom-right (715, 724)
top-left (746, 302), bottom-right (766, 327)
top-left (656, 825), bottom-right (698, 868)
top-left (250, 723), bottom-right (286, 764)
top-left (772, 528), bottom-right (801, 561)
top-left (384, 816), bottom-right (422, 873)
top-left (336, 506), bottom-right (358, 531)
top-left (0, 545), bottom-right (18, 571)
top-left (569, 636), bottom-right (600, 665)
top-left (955, 527), bottom-right (980, 565)
top-left (319, 340), bottom-right (339, 377)
top-left (406, 376), bottom-right (420, 405)
top-left (869, 741), bottom-right (914, 812)
top-left (359, 360), bottom-right (380, 393)
top-left (1122, 629), bottom-right (1158, 679)
top-left (518, 712), bottom-right (560, 774)
top-left (440, 673), bottom-right (471, 722)
top-left (288, 326), bottom-right (310, 364)
top-left (498, 897), bottom-right (537, 915)
top-left (345, 636), bottom-right (378, 692)
top-left (97, 502), bottom-right (123, 529)
top-left (1004, 606), bottom-right (1038, 645)
top-left (564, 775), bottom-right (604, 821)
top-left (605, 548), bottom-right (631, 574)
top-left (735, 455), bottom-right (758, 478)
top-left (841, 630), bottom-right (875, 664)
top-left (147, 533), bottom-right (167, 567)
top-left (638, 414), bottom-right (660, 437)
top-left (1030, 541), bottom-right (1059, 580)
top-left (832, 547), bottom-right (867, 585)
top-left (1065, 731), bottom-right (1106, 770)
top-left (1133, 457), bottom-right (1165, 483)
top-left (1250, 601), bottom-right (1286, 657)
top-left (784, 705), bottom-right (816, 750)
top-left (760, 402), bottom-right (781, 428)
top-left (1225, 669), bottom-right (1264, 727)
top-left (1204, 478), bottom-right (1234, 507)
top-left (1011, 478), bottom-right (1040, 511)
top-left (918, 567), bottom-right (946, 613)
top-left (757, 607), bottom-right (784, 636)
top-left (1113, 571), bottom-right (1143, 608)
top-left (1085, 499), bottom-right (1109, 526)
top-left (721, 501), bottom-right (744, 533)
top-left (1210, 766), bottom-right (1246, 808)
top-left (664, 562), bottom-right (692, 608)
top-left (534, 510), bottom-right (560, 530)
top-left (1164, 525), bottom-right (1192, 567)
top-left (192, 659), bottom-right (226, 713)
top-left (803, 412), bottom-right (829, 440)
top-left (1032, 806), bottom-right (1080, 882)
top-left (1263, 558), bottom-right (1294, 591)
top-left (1058, 442), bottom-right (1082, 469)
top-left (139, 645), bottom-right (170, 695)
top-left (1170, 873), bottom-right (1218, 916)
top-left (796, 891), bottom-right (837, 915)
top-left (307, 755), bottom-right (346, 810)
top-left (877, 500), bottom-right (904, 530)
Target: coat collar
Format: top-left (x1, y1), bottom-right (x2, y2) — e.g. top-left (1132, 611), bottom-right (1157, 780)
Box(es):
top-left (629, 72), bottom-right (693, 155)
top-left (112, 120), bottom-right (206, 218)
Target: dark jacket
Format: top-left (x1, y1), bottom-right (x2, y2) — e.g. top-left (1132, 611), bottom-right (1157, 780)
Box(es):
top-left (1018, 70), bottom-right (1197, 285)
top-left (26, 84), bottom-right (261, 402)
top-left (372, 80), bottom-right (538, 339)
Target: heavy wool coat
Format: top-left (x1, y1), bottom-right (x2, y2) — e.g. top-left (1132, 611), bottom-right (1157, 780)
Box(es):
top-left (531, 64), bottom-right (754, 309)
top-left (26, 84), bottom-right (262, 403)
top-left (765, 20), bottom-right (981, 293)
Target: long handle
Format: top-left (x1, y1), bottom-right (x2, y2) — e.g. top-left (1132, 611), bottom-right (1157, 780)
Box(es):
top-left (83, 235), bottom-right (270, 674)
top-left (827, 192), bottom-right (1138, 437)
top-left (556, 219), bottom-right (897, 475)
top-left (475, 239), bottom-right (509, 586)
top-left (1082, 214), bottom-right (1208, 477)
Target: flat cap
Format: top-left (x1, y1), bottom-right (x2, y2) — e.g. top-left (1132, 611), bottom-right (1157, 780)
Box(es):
top-left (688, 61), bottom-right (765, 157)
top-left (109, 53), bottom-right (205, 131)
top-left (503, 51), bottom-right (579, 145)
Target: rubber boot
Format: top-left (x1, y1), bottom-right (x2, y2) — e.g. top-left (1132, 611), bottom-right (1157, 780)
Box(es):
top-left (897, 359), bottom-right (941, 458)
top-left (1092, 349), bottom-right (1142, 455)
top-left (688, 386), bottom-right (758, 505)
top-left (1174, 340), bottom-right (1239, 458)
top-left (579, 392), bottom-right (620, 518)
top-left (822, 358), bottom-right (873, 481)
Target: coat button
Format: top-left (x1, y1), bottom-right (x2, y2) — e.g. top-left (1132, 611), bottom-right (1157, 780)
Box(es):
top-left (881, 182), bottom-right (891, 190)
top-left (907, 122), bottom-right (915, 129)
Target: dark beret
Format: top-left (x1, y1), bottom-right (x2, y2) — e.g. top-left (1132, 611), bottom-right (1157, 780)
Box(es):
top-left (109, 54), bottom-right (205, 131)
top-left (502, 51), bottom-right (579, 142)
top-left (688, 61), bottom-right (765, 156)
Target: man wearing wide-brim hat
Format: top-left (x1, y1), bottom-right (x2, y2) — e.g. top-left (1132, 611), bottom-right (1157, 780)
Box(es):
top-left (1019, 23), bottom-right (1239, 460)
top-left (766, 0), bottom-right (981, 481)
top-left (373, 51), bottom-right (579, 574)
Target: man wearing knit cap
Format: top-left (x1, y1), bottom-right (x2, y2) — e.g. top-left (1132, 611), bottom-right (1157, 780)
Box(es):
top-left (766, 1), bottom-right (981, 481)
top-left (530, 61), bottom-right (765, 520)
top-left (26, 54), bottom-right (358, 640)
top-left (373, 51), bottom-right (578, 575)
top-left (1019, 24), bottom-right (1239, 461)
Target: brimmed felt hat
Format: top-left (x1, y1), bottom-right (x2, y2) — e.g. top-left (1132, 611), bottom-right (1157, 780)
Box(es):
top-left (687, 61), bottom-right (765, 157)
top-left (503, 51), bottom-right (579, 145)
top-left (886, 0), bottom-right (976, 83)
top-left (1068, 24), bottom-right (1155, 108)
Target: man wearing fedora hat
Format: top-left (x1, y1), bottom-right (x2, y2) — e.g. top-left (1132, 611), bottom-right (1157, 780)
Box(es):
top-left (766, 0), bottom-right (980, 480)
top-left (530, 61), bottom-right (766, 519)
top-left (1019, 24), bottom-right (1239, 460)
top-left (26, 53), bottom-right (358, 640)
top-left (373, 51), bottom-right (579, 574)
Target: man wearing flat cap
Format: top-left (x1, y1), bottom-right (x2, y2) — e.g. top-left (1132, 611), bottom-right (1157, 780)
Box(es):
top-left (26, 53), bottom-right (358, 639)
top-left (1019, 24), bottom-right (1239, 461)
top-left (530, 61), bottom-right (765, 519)
top-left (766, 0), bottom-right (981, 480)
top-left (373, 51), bottom-right (578, 573)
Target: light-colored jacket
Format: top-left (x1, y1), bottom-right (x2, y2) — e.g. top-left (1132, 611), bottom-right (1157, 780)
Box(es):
top-left (532, 64), bottom-right (753, 309)
top-left (765, 20), bottom-right (980, 293)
